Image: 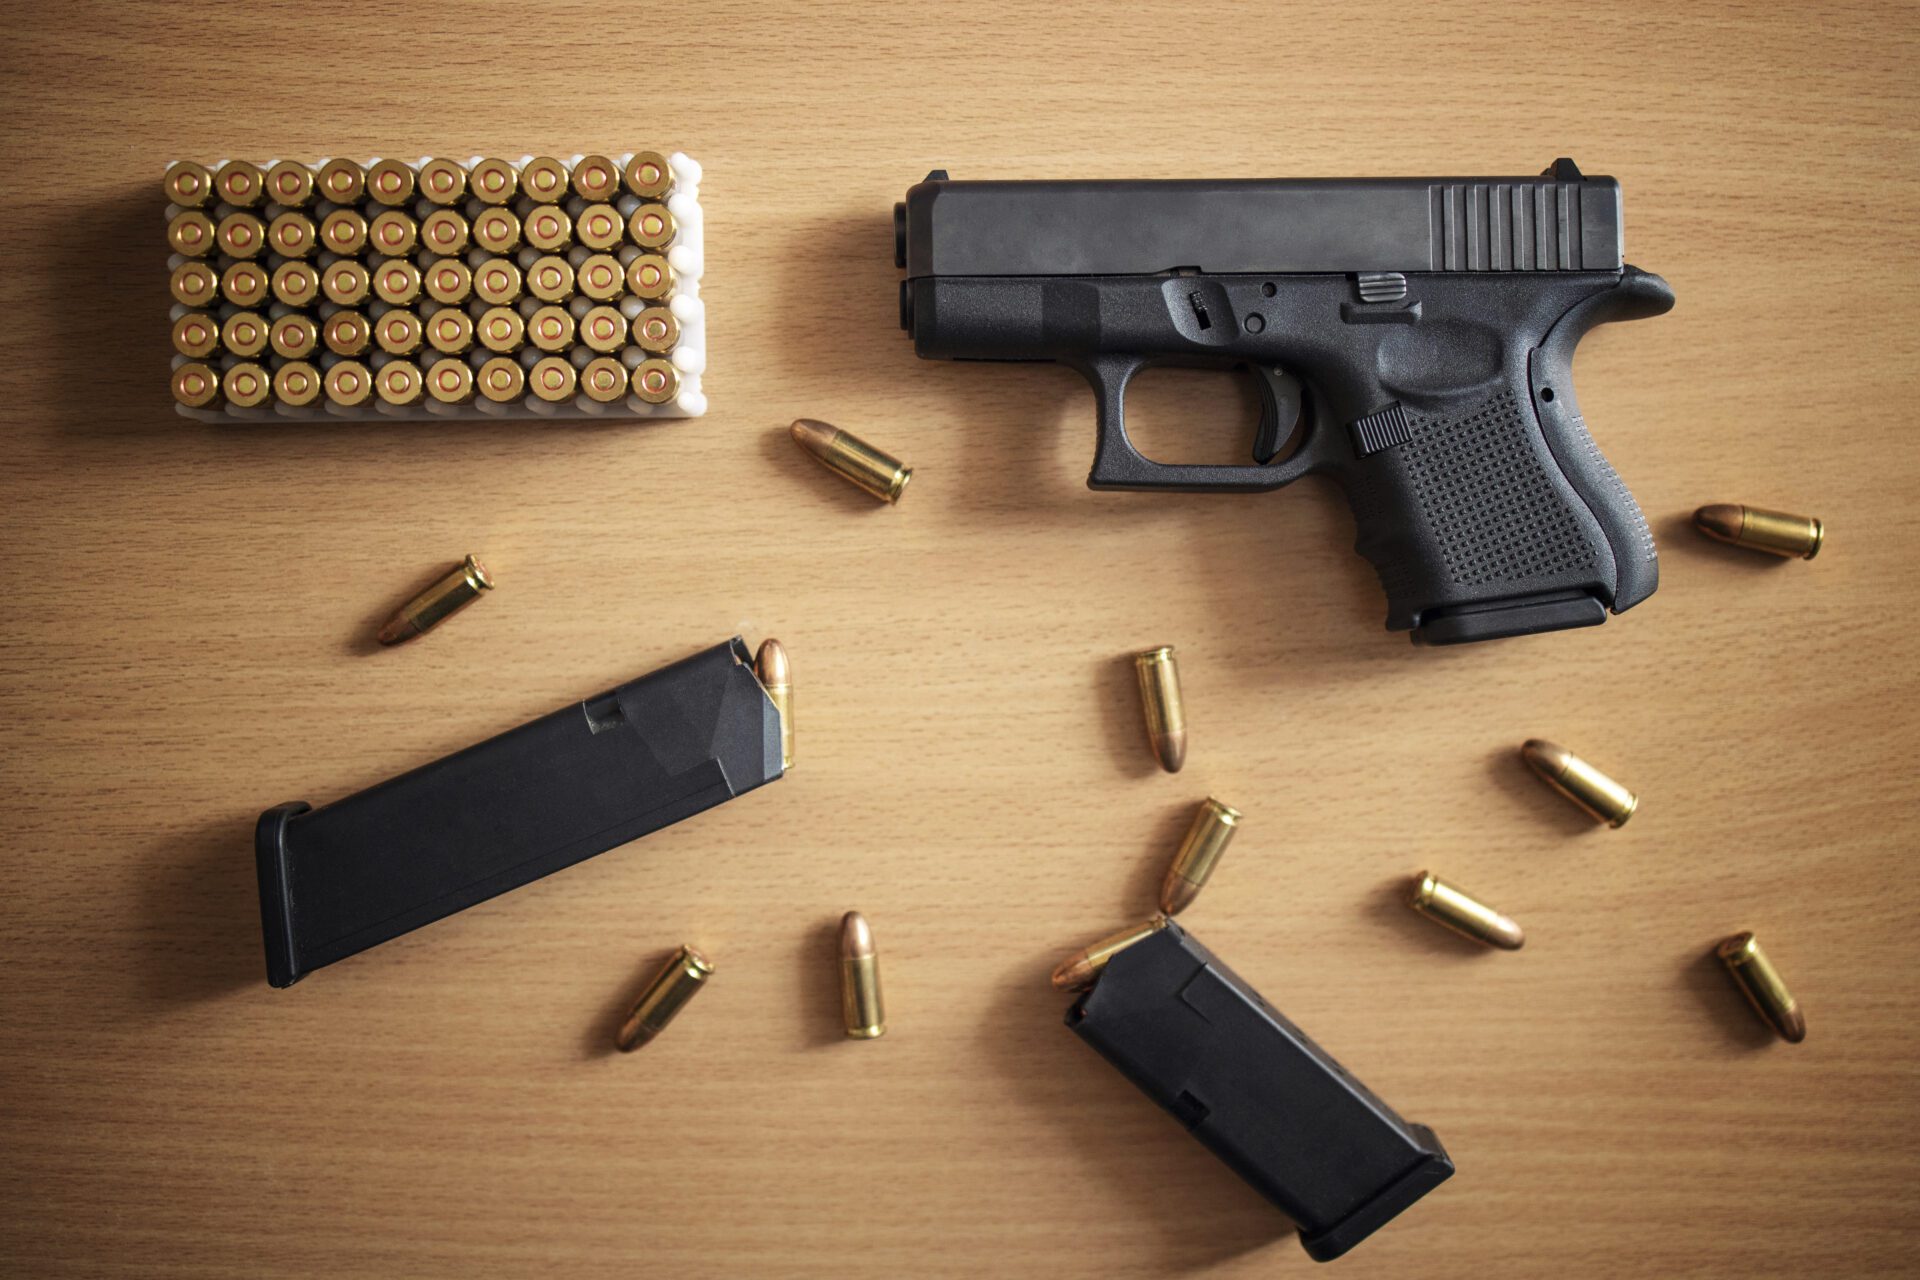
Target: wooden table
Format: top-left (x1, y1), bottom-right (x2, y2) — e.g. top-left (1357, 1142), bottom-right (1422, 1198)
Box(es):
top-left (4, 2), bottom-right (1916, 1274)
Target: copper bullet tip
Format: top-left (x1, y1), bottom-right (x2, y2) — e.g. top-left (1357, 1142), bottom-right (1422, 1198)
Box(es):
top-left (840, 910), bottom-right (875, 960)
top-left (790, 417), bottom-right (836, 452)
top-left (1692, 503), bottom-right (1744, 543)
top-left (375, 617), bottom-right (418, 646)
top-left (1158, 875), bottom-right (1200, 916)
top-left (1154, 730), bottom-right (1188, 774)
top-left (755, 637), bottom-right (790, 685)
top-left (1520, 738), bottom-right (1570, 778)
top-left (1049, 955), bottom-right (1097, 992)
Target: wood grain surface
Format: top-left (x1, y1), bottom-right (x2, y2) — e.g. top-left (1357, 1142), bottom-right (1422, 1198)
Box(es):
top-left (3, 2), bottom-right (1918, 1275)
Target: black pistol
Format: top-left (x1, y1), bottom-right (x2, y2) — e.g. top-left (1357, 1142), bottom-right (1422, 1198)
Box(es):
top-left (895, 158), bottom-right (1673, 645)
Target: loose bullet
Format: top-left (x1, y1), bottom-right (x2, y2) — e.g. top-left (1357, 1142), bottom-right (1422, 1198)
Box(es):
top-left (376, 554), bottom-right (493, 645)
top-left (1694, 504), bottom-right (1824, 560)
top-left (1134, 646), bottom-right (1187, 773)
top-left (1050, 917), bottom-right (1169, 991)
top-left (1715, 931), bottom-right (1806, 1043)
top-left (755, 638), bottom-right (794, 771)
top-left (1160, 798), bottom-right (1240, 915)
top-left (616, 944), bottom-right (715, 1052)
top-left (840, 911), bottom-right (886, 1039)
top-left (1521, 739), bottom-right (1637, 828)
top-left (1407, 872), bottom-right (1524, 950)
top-left (790, 418), bottom-right (912, 504)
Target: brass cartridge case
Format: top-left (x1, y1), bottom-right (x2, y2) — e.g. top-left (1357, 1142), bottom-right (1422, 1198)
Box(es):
top-left (366, 158), bottom-right (415, 206)
top-left (571, 154), bottom-right (621, 202)
top-left (417, 158), bottom-right (468, 205)
top-left (475, 306), bottom-right (525, 353)
top-left (623, 151), bottom-right (672, 199)
top-left (215, 211), bottom-right (267, 259)
top-left (375, 360), bottom-right (424, 406)
top-left (375, 309), bottom-right (423, 356)
top-left (371, 259), bottom-right (423, 307)
top-left (1521, 739), bottom-right (1637, 828)
top-left (167, 210), bottom-right (216, 257)
top-left (322, 310), bottom-right (372, 358)
top-left (472, 259), bottom-right (524, 307)
top-left (526, 305), bottom-right (575, 352)
top-left (267, 211), bottom-right (317, 258)
top-left (1715, 932), bottom-right (1806, 1043)
top-left (324, 359), bottom-right (373, 407)
top-left (377, 553), bottom-right (491, 643)
top-left (1693, 504), bottom-right (1824, 560)
top-left (220, 311), bottom-right (269, 359)
top-left (426, 307), bottom-right (475, 355)
top-left (320, 259), bottom-right (371, 307)
top-left (628, 202), bottom-right (676, 249)
top-left (576, 203), bottom-right (624, 250)
top-left (615, 944), bottom-right (715, 1052)
top-left (789, 418), bottom-right (910, 503)
top-left (1407, 873), bottom-right (1525, 950)
top-left (1051, 917), bottom-right (1169, 991)
top-left (755, 638), bottom-right (793, 770)
top-left (579, 305), bottom-right (627, 353)
top-left (368, 208), bottom-right (419, 257)
top-left (528, 355), bottom-right (578, 403)
top-left (316, 157), bottom-right (366, 204)
top-left (632, 306), bottom-right (679, 353)
top-left (220, 261), bottom-right (270, 309)
top-left (576, 253), bottom-right (624, 301)
top-left (266, 159), bottom-right (316, 208)
top-left (171, 362), bottom-right (221, 409)
top-left (225, 362), bottom-right (272, 410)
top-left (420, 207), bottom-right (470, 257)
top-left (579, 356), bottom-right (629, 404)
top-left (270, 313), bottom-right (319, 360)
top-left (273, 360), bottom-right (323, 407)
top-left (170, 261), bottom-right (220, 309)
top-left (468, 158), bottom-right (518, 205)
top-left (520, 156), bottom-right (569, 203)
top-left (625, 253), bottom-right (674, 301)
top-left (631, 358), bottom-right (680, 405)
top-left (171, 312), bottom-right (220, 359)
top-left (213, 159), bottom-right (266, 208)
top-left (424, 357), bottom-right (475, 404)
top-left (1159, 798), bottom-right (1241, 916)
top-left (523, 205), bottom-right (573, 252)
top-left (164, 161), bottom-right (214, 208)
top-left (471, 206), bottom-right (521, 255)
top-left (476, 356), bottom-right (526, 403)
top-left (271, 260), bottom-right (321, 308)
top-left (1134, 646), bottom-right (1186, 773)
top-left (525, 255), bottom-right (575, 303)
top-left (423, 259), bottom-right (473, 306)
top-left (318, 207), bottom-right (369, 256)
top-left (840, 912), bottom-right (885, 1039)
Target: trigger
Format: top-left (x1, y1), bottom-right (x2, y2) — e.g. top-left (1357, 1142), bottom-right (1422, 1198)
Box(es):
top-left (1250, 365), bottom-right (1304, 465)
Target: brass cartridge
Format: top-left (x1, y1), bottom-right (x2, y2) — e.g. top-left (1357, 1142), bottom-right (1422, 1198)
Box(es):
top-left (755, 638), bottom-right (793, 770)
top-left (524, 205), bottom-right (573, 252)
top-left (318, 207), bottom-right (369, 256)
top-left (526, 305), bottom-right (575, 353)
top-left (271, 260), bottom-right (321, 308)
top-left (520, 156), bottom-right (569, 203)
top-left (423, 259), bottom-right (473, 306)
top-left (417, 158), bottom-right (468, 205)
top-left (425, 308), bottom-right (475, 355)
top-left (273, 361), bottom-right (323, 407)
top-left (625, 253), bottom-right (673, 301)
top-left (579, 305), bottom-right (627, 353)
top-left (476, 356), bottom-right (526, 403)
top-left (472, 259), bottom-right (524, 307)
top-left (1693, 504), bottom-right (1824, 560)
top-left (468, 158), bottom-right (518, 205)
top-left (316, 157), bottom-right (366, 204)
top-left (577, 253), bottom-right (624, 302)
top-left (368, 208), bottom-right (418, 257)
top-left (525, 255), bottom-right (575, 303)
top-left (375, 309), bottom-right (423, 356)
top-left (840, 911), bottom-right (885, 1039)
top-left (377, 553), bottom-right (492, 644)
top-left (631, 358), bottom-right (680, 405)
top-left (623, 150), bottom-right (672, 199)
top-left (320, 259), bottom-right (372, 307)
top-left (220, 311), bottom-right (269, 359)
top-left (371, 259), bottom-right (423, 307)
top-left (171, 361), bottom-right (221, 409)
top-left (322, 310), bottom-right (372, 358)
top-left (628, 202), bottom-right (676, 249)
top-left (164, 161), bottom-right (214, 208)
top-left (215, 211), bottom-right (267, 259)
top-left (1159, 798), bottom-right (1241, 916)
top-left (576, 203), bottom-right (624, 251)
top-left (219, 261), bottom-right (270, 309)
top-left (571, 154), bottom-right (621, 202)
top-left (475, 306), bottom-right (525, 353)
top-left (225, 362), bottom-right (272, 410)
top-left (528, 355), bottom-right (578, 403)
top-left (171, 313), bottom-right (220, 360)
top-left (267, 210), bottom-right (317, 258)
top-left (166, 210), bottom-right (216, 257)
top-left (366, 158), bottom-right (415, 206)
top-left (420, 207), bottom-right (470, 257)
top-left (170, 261), bottom-right (219, 309)
top-left (789, 419), bottom-right (910, 503)
top-left (1407, 873), bottom-right (1525, 950)
top-left (615, 944), bottom-right (714, 1052)
top-left (1134, 647), bottom-right (1186, 773)
top-left (213, 159), bottom-right (266, 208)
top-left (632, 306), bottom-right (679, 353)
top-left (324, 359), bottom-right (373, 407)
top-left (375, 360), bottom-right (424, 406)
top-left (270, 313), bottom-right (320, 360)
top-left (265, 159), bottom-right (316, 208)
top-left (1521, 739), bottom-right (1637, 828)
top-left (580, 356), bottom-right (629, 404)
top-left (1715, 932), bottom-right (1806, 1043)
top-left (424, 357), bottom-right (475, 404)
top-left (471, 206), bottom-right (521, 255)
top-left (1051, 917), bottom-right (1169, 991)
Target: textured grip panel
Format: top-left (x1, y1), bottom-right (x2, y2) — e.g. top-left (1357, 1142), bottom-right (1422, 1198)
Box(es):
top-left (1568, 413), bottom-right (1655, 570)
top-left (1401, 391), bottom-right (1602, 587)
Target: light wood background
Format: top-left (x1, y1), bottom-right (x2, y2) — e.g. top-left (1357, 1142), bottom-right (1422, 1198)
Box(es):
top-left (3, 2), bottom-right (1917, 1275)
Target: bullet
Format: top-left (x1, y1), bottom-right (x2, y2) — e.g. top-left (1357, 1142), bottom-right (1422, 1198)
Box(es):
top-left (628, 202), bottom-right (676, 249)
top-left (273, 360), bottom-right (323, 407)
top-left (468, 158), bottom-right (518, 206)
top-left (472, 258), bottom-right (524, 307)
top-left (579, 304), bottom-right (627, 353)
top-left (1133, 647), bottom-right (1186, 773)
top-left (266, 159), bottom-right (316, 208)
top-left (269, 313), bottom-right (319, 360)
top-left (524, 205), bottom-right (573, 252)
top-left (576, 203), bottom-right (624, 250)
top-left (220, 261), bottom-right (270, 309)
top-left (476, 356), bottom-right (526, 403)
top-left (424, 357), bottom-right (475, 405)
top-left (580, 356), bottom-right (629, 404)
top-left (225, 361), bottom-right (272, 410)
top-left (322, 310), bottom-right (371, 358)
top-left (1160, 797), bottom-right (1241, 915)
top-left (1407, 872), bottom-right (1524, 950)
top-left (169, 261), bottom-right (219, 309)
top-left (420, 207), bottom-right (470, 256)
top-left (371, 259), bottom-right (423, 307)
top-left (840, 911), bottom-right (886, 1039)
top-left (525, 255), bottom-right (575, 303)
top-left (528, 355), bottom-right (578, 403)
top-left (1521, 739), bottom-right (1637, 828)
top-left (418, 158), bottom-right (467, 205)
top-left (475, 306), bottom-right (525, 353)
top-left (366, 158), bottom-right (415, 206)
top-left (572, 154), bottom-right (621, 202)
top-left (375, 309), bottom-right (423, 356)
top-left (213, 159), bottom-right (266, 208)
top-left (166, 210), bottom-right (215, 257)
top-left (324, 359), bottom-right (373, 407)
top-left (632, 305), bottom-right (679, 353)
top-left (316, 157), bottom-right (366, 204)
top-left (220, 311), bottom-right (269, 359)
top-left (377, 554), bottom-right (492, 644)
top-left (423, 259), bottom-right (473, 306)
top-left (624, 151), bottom-right (673, 199)
top-left (164, 161), bottom-right (214, 208)
top-left (270, 260), bottom-right (320, 308)
top-left (369, 208), bottom-right (419, 257)
top-left (170, 361), bottom-right (220, 409)
top-left (320, 259), bottom-right (371, 308)
top-left (625, 253), bottom-right (674, 301)
top-left (1051, 917), bottom-right (1169, 991)
top-left (426, 308), bottom-right (475, 355)
top-left (526, 305), bottom-right (575, 352)
top-left (471, 206), bottom-right (521, 255)
top-left (267, 210), bottom-right (317, 258)
top-left (1715, 931), bottom-right (1806, 1043)
top-left (521, 157), bottom-right (570, 203)
top-left (577, 253), bottom-right (624, 302)
top-left (615, 944), bottom-right (715, 1052)
top-left (755, 638), bottom-right (793, 770)
top-left (216, 211), bottom-right (266, 259)
top-left (319, 207), bottom-right (369, 256)
top-left (171, 312), bottom-right (220, 359)
top-left (1694, 504), bottom-right (1824, 560)
top-left (631, 358), bottom-right (680, 405)
top-left (790, 418), bottom-right (911, 504)
top-left (375, 360), bottom-right (424, 406)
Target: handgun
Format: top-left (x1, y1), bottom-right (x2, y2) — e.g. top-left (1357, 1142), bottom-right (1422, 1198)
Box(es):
top-left (894, 158), bottom-right (1673, 645)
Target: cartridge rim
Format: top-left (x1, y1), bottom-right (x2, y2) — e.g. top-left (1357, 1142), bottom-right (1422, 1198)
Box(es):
top-left (266, 159), bottom-right (315, 207)
top-left (425, 357), bottom-right (475, 403)
top-left (372, 259), bottom-right (424, 306)
top-left (225, 361), bottom-right (272, 409)
top-left (520, 156), bottom-right (568, 203)
top-left (319, 208), bottom-right (369, 256)
top-left (571, 154), bottom-right (620, 201)
top-left (473, 258), bottom-right (524, 306)
top-left (628, 203), bottom-right (676, 249)
top-left (475, 306), bottom-right (525, 352)
top-left (527, 305), bottom-right (575, 352)
top-left (164, 161), bottom-right (214, 208)
top-left (631, 357), bottom-right (680, 405)
top-left (423, 259), bottom-right (474, 305)
top-left (366, 158), bottom-right (416, 206)
top-left (171, 313), bottom-right (219, 359)
top-left (169, 261), bottom-right (219, 308)
top-left (623, 151), bottom-right (672, 199)
top-left (214, 159), bottom-right (266, 207)
top-left (633, 306), bottom-right (679, 353)
top-left (220, 311), bottom-right (269, 358)
top-left (420, 208), bottom-right (470, 256)
top-left (216, 212), bottom-right (267, 259)
top-left (273, 360), bottom-right (322, 406)
top-left (316, 157), bottom-right (366, 204)
top-left (418, 158), bottom-right (468, 204)
top-left (320, 259), bottom-right (371, 307)
top-left (322, 310), bottom-right (371, 357)
top-left (523, 205), bottom-right (573, 252)
top-left (576, 203), bottom-right (623, 250)
top-left (376, 360), bottom-right (424, 405)
top-left (580, 356), bottom-right (629, 403)
top-left (270, 314), bottom-right (320, 359)
top-left (267, 211), bottom-right (317, 258)
top-left (528, 355), bottom-right (578, 402)
top-left (171, 361), bottom-right (220, 408)
top-left (325, 359), bottom-right (373, 406)
top-left (167, 210), bottom-right (215, 257)
top-left (376, 309), bottom-right (424, 355)
top-left (625, 253), bottom-right (674, 300)
top-left (271, 260), bottom-right (321, 307)
top-left (426, 308), bottom-right (475, 354)
top-left (369, 209), bottom-right (419, 256)
top-left (579, 305), bottom-right (627, 352)
top-left (220, 261), bottom-right (270, 308)
top-left (476, 356), bottom-right (525, 403)
top-left (526, 255), bottom-right (575, 302)
top-left (471, 206), bottom-right (521, 254)
top-left (469, 158), bottom-right (518, 205)
top-left (576, 253), bottom-right (623, 301)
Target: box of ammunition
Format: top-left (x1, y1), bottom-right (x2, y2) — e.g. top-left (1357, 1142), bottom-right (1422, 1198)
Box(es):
top-left (164, 152), bottom-right (707, 422)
